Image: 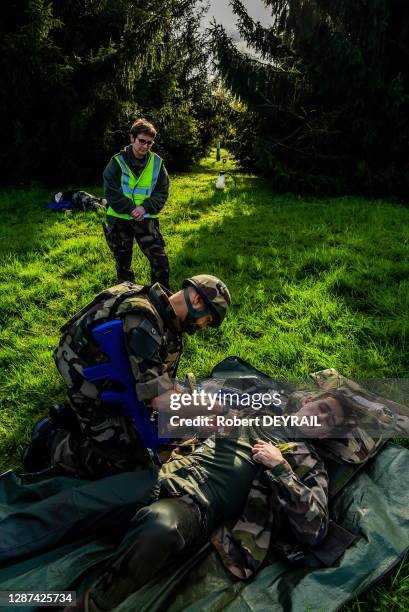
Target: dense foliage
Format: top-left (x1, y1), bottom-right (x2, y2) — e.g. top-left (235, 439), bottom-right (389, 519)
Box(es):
top-left (211, 0), bottom-right (409, 196)
top-left (0, 0), bottom-right (215, 185)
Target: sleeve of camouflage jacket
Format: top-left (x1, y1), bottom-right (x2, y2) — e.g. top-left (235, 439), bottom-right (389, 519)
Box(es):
top-left (123, 312), bottom-right (175, 402)
top-left (263, 442), bottom-right (329, 547)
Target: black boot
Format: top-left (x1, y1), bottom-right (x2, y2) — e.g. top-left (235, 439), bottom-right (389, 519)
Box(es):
top-left (49, 403), bottom-right (80, 433)
top-left (117, 269), bottom-right (135, 283)
top-left (21, 417), bottom-right (58, 472)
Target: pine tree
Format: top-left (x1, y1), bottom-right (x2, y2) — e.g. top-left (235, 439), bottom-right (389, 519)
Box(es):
top-left (0, 0), bottom-right (214, 184)
top-left (211, 0), bottom-right (409, 195)
top-left (131, 0), bottom-right (216, 169)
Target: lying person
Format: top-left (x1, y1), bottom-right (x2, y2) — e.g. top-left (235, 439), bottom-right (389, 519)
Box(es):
top-left (48, 190), bottom-right (106, 212)
top-left (68, 389), bottom-right (350, 611)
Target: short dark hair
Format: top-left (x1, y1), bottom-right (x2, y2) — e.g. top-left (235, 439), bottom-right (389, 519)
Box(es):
top-left (130, 118), bottom-right (157, 139)
top-left (288, 389), bottom-right (358, 434)
top-left (324, 390), bottom-right (360, 434)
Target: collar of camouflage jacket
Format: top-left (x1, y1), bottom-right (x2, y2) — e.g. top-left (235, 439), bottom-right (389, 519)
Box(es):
top-left (149, 283), bottom-right (182, 335)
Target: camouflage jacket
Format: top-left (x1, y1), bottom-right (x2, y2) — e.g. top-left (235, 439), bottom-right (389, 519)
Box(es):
top-left (161, 428), bottom-right (329, 581)
top-left (210, 440), bottom-right (329, 579)
top-left (103, 145), bottom-right (170, 216)
top-left (54, 282), bottom-right (182, 402)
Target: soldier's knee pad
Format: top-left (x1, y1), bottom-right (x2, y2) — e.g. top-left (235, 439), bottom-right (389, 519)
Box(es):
top-left (133, 501), bottom-right (181, 536)
top-left (132, 499), bottom-right (199, 552)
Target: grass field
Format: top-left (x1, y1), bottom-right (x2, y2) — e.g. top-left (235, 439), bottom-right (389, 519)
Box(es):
top-left (0, 154), bottom-right (408, 609)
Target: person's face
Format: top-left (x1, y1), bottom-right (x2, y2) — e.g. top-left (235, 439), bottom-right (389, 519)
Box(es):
top-left (296, 395), bottom-right (344, 437)
top-left (195, 313), bottom-right (214, 329)
top-left (130, 132), bottom-right (154, 158)
top-left (189, 292), bottom-right (215, 330)
top-left (170, 287), bottom-right (216, 334)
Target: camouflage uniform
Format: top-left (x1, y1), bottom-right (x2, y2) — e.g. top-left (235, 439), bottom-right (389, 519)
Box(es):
top-left (87, 426), bottom-right (329, 610)
top-left (52, 282), bottom-right (182, 478)
top-left (103, 145), bottom-right (170, 287)
top-left (55, 190), bottom-right (105, 212)
top-left (209, 439), bottom-right (329, 578)
top-left (103, 217), bottom-right (169, 287)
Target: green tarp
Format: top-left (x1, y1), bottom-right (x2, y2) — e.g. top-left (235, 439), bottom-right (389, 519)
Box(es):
top-left (0, 444), bottom-right (408, 611)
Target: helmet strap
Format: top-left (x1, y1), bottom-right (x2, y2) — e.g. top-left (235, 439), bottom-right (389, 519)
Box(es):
top-left (183, 286), bottom-right (211, 321)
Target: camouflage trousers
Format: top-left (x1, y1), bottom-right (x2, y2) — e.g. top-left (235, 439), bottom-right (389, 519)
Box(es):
top-left (52, 344), bottom-right (150, 479)
top-left (103, 216), bottom-right (170, 289)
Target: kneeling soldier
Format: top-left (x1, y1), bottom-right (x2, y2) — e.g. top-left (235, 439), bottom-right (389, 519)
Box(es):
top-left (22, 275), bottom-right (231, 479)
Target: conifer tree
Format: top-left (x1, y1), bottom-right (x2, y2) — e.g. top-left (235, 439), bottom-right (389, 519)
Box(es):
top-left (0, 0), bottom-right (214, 184)
top-left (211, 0), bottom-right (409, 195)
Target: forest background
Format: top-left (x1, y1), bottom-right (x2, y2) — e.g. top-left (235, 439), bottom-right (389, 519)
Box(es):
top-left (1, 0), bottom-right (408, 195)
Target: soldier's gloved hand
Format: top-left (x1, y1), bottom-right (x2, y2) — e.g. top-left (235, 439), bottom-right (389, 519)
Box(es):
top-left (130, 206), bottom-right (146, 221)
top-left (252, 440), bottom-right (288, 469)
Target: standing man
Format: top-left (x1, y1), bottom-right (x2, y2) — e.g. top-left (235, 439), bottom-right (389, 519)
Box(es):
top-left (22, 275), bottom-right (231, 479)
top-left (103, 118), bottom-right (170, 288)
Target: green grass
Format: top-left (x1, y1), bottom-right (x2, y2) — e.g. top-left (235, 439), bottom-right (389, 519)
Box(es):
top-left (0, 154), bottom-right (409, 609)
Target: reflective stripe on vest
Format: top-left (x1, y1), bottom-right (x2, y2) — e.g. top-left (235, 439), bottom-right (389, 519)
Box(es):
top-left (106, 152), bottom-right (162, 220)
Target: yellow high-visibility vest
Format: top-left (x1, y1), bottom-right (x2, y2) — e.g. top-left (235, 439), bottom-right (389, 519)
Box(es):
top-left (106, 151), bottom-right (163, 220)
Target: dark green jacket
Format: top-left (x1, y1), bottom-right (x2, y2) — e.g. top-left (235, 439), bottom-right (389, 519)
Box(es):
top-left (103, 145), bottom-right (170, 216)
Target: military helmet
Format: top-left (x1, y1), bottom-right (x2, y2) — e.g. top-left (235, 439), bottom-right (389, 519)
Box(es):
top-left (182, 274), bottom-right (231, 327)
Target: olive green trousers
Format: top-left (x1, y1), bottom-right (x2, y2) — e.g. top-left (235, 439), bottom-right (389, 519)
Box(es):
top-left (90, 498), bottom-right (203, 610)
